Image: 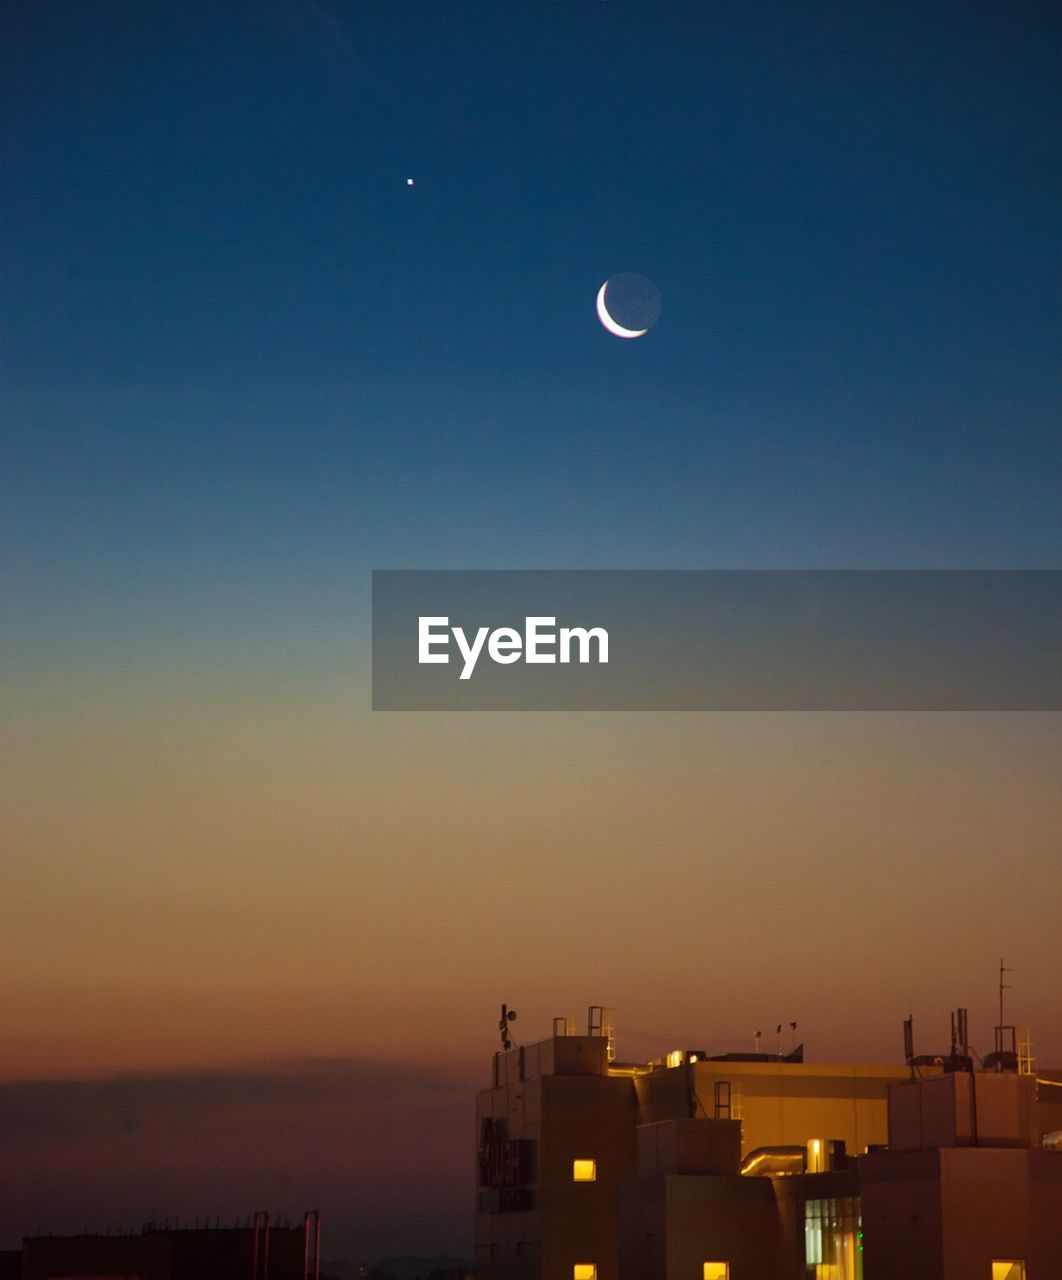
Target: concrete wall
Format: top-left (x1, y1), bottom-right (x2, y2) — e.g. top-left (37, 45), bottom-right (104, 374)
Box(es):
top-left (637, 1119), bottom-right (741, 1177)
top-left (859, 1149), bottom-right (945, 1280)
top-left (474, 1077), bottom-right (542, 1280)
top-left (475, 1047), bottom-right (637, 1280)
top-left (688, 1059), bottom-right (910, 1156)
top-left (858, 1147), bottom-right (1062, 1280)
top-left (939, 1148), bottom-right (1032, 1280)
top-left (1036, 1071), bottom-right (1062, 1142)
top-left (1028, 1147), bottom-right (1062, 1268)
top-left (618, 1175), bottom-right (785, 1280)
top-left (494, 1038), bottom-right (608, 1088)
top-left (539, 1075), bottom-right (638, 1280)
top-left (888, 1073), bottom-right (1039, 1152)
top-left (664, 1177), bottom-right (782, 1280)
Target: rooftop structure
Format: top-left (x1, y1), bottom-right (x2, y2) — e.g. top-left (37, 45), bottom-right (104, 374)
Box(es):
top-left (7, 1212), bottom-right (321, 1280)
top-left (475, 1006), bottom-right (1062, 1280)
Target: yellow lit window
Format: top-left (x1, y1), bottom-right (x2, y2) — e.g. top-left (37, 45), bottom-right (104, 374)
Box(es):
top-left (573, 1265), bottom-right (597, 1280)
top-left (992, 1264), bottom-right (1026, 1280)
top-left (703, 1266), bottom-right (730, 1280)
top-left (666, 1049), bottom-right (684, 1068)
top-left (572, 1158), bottom-right (597, 1182)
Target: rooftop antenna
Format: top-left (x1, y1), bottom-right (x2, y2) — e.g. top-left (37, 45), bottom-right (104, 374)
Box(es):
top-left (789, 1021), bottom-right (798, 1052)
top-left (994, 958), bottom-right (1015, 1071)
top-left (499, 1003), bottom-right (517, 1051)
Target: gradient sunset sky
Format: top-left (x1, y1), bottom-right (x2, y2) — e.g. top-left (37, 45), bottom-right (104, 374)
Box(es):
top-left (3, 0), bottom-right (1061, 1260)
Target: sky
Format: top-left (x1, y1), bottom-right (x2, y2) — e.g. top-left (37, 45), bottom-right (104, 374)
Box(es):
top-left (2, 0), bottom-right (1061, 1261)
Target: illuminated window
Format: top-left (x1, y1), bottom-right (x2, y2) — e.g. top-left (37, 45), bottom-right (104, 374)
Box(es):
top-left (666, 1049), bottom-right (684, 1068)
top-left (572, 1158), bottom-right (597, 1182)
top-left (805, 1197), bottom-right (863, 1280)
top-left (573, 1265), bottom-right (597, 1280)
top-left (992, 1264), bottom-right (1026, 1280)
top-left (703, 1265), bottom-right (730, 1280)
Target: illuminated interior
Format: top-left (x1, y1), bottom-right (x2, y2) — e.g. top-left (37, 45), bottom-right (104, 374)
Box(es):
top-left (666, 1049), bottom-right (684, 1068)
top-left (992, 1263), bottom-right (1026, 1280)
top-left (572, 1158), bottom-right (597, 1182)
top-left (703, 1265), bottom-right (730, 1280)
top-left (805, 1197), bottom-right (863, 1280)
top-left (573, 1265), bottom-right (597, 1280)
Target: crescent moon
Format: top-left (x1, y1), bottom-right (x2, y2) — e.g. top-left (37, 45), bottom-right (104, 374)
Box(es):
top-left (596, 281), bottom-right (648, 339)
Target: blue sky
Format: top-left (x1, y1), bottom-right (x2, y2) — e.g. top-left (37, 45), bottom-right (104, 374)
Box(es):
top-left (5, 0), bottom-right (1060, 626)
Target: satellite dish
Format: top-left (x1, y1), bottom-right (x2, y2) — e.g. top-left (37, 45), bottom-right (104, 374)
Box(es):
top-left (498, 1003), bottom-right (519, 1050)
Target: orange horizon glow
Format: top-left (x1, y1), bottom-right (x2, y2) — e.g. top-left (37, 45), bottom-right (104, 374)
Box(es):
top-left (5, 695), bottom-right (1061, 1081)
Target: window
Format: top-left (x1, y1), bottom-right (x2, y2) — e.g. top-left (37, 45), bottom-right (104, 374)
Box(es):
top-left (703, 1265), bottom-right (730, 1280)
top-left (572, 1158), bottom-right (597, 1182)
top-left (992, 1264), bottom-right (1026, 1280)
top-left (805, 1197), bottom-right (863, 1280)
top-left (714, 1080), bottom-right (731, 1119)
top-left (573, 1265), bottom-right (597, 1280)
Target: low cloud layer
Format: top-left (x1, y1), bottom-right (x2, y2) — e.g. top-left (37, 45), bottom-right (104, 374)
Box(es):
top-left (0, 1057), bottom-right (478, 1262)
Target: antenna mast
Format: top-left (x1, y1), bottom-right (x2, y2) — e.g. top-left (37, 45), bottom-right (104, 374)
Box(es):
top-left (994, 958), bottom-right (1015, 1072)
top-left (499, 1003), bottom-right (517, 1051)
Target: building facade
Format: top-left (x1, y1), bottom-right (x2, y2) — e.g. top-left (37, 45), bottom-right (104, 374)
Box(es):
top-left (11, 1214), bottom-right (321, 1280)
top-left (475, 1013), bottom-right (1062, 1280)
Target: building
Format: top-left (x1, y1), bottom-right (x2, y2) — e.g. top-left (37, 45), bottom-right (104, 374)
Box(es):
top-left (475, 1009), bottom-right (1062, 1279)
top-left (7, 1213), bottom-right (321, 1280)
top-left (476, 1030), bottom-right (637, 1280)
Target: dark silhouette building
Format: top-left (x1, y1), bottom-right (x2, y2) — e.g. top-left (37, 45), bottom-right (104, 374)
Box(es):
top-left (13, 1213), bottom-right (320, 1280)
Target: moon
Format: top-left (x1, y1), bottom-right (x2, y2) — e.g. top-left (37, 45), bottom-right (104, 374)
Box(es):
top-left (595, 274), bottom-right (661, 338)
top-left (596, 281), bottom-right (647, 339)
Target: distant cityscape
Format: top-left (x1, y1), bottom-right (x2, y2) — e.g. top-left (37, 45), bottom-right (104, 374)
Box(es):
top-left (1, 1220), bottom-right (470, 1280)
top-left (3, 999), bottom-right (1059, 1279)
